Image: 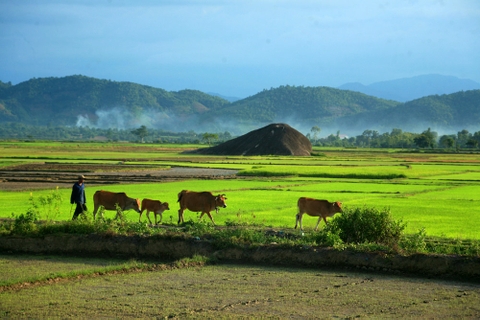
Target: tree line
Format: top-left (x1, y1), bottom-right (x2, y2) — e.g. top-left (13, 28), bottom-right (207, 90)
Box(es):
top-left (308, 127), bottom-right (480, 149)
top-left (0, 122), bottom-right (231, 145)
top-left (1, 122), bottom-right (479, 150)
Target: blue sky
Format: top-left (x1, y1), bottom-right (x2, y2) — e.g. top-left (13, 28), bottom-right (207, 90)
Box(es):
top-left (1, 0), bottom-right (479, 98)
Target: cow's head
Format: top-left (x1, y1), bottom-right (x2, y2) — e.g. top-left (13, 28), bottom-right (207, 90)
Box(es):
top-left (215, 194), bottom-right (227, 209)
top-left (333, 201), bottom-right (343, 212)
top-left (163, 202), bottom-right (170, 211)
top-left (134, 198), bottom-right (141, 213)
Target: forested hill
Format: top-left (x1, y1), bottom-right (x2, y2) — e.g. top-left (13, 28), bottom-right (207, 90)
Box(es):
top-left (0, 75), bottom-right (230, 126)
top-left (216, 85), bottom-right (399, 125)
top-left (0, 75), bottom-right (479, 135)
top-left (336, 90), bottom-right (480, 133)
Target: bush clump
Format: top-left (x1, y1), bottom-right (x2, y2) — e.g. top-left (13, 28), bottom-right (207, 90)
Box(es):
top-left (325, 206), bottom-right (406, 247)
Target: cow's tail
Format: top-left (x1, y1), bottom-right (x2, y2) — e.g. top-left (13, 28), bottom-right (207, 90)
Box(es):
top-left (177, 190), bottom-right (186, 203)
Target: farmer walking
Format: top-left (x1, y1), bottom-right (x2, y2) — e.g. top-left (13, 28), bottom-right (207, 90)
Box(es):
top-left (70, 175), bottom-right (87, 220)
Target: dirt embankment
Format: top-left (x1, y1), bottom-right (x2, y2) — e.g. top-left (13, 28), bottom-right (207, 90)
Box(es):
top-left (1, 233), bottom-right (479, 282)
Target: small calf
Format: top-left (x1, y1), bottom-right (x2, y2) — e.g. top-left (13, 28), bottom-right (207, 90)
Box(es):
top-left (140, 199), bottom-right (170, 225)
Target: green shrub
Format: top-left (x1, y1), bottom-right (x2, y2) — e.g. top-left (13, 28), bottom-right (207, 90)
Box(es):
top-left (400, 228), bottom-right (427, 253)
top-left (212, 227), bottom-right (268, 249)
top-left (28, 188), bottom-right (63, 221)
top-left (12, 210), bottom-right (38, 235)
top-left (123, 222), bottom-right (152, 235)
top-left (325, 206), bottom-right (406, 247)
top-left (302, 230), bottom-right (344, 247)
top-left (181, 220), bottom-right (215, 236)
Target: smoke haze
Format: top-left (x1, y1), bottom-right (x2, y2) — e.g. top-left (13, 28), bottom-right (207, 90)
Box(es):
top-left (76, 106), bottom-right (478, 139)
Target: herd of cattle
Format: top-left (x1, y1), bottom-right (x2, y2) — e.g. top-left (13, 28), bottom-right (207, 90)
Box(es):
top-left (91, 190), bottom-right (342, 230)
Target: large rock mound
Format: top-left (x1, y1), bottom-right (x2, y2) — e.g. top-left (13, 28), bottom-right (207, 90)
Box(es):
top-left (194, 123), bottom-right (312, 156)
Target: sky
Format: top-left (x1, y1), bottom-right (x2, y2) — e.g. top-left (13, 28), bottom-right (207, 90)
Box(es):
top-left (1, 0), bottom-right (479, 98)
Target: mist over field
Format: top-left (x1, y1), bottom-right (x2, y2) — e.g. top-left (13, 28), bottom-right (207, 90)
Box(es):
top-left (74, 105), bottom-right (477, 139)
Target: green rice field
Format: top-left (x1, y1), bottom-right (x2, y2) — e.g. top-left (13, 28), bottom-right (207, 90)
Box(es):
top-left (0, 141), bottom-right (479, 240)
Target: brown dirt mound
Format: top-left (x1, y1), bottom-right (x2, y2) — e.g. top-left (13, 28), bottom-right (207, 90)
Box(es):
top-left (192, 123), bottom-right (312, 156)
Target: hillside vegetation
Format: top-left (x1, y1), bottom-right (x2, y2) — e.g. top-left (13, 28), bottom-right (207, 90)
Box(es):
top-left (0, 76), bottom-right (229, 126)
top-left (343, 90), bottom-right (480, 132)
top-left (217, 85), bottom-right (398, 124)
top-left (1, 76), bottom-right (479, 134)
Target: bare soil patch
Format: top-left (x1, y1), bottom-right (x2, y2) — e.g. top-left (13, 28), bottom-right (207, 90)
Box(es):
top-left (0, 163), bottom-right (237, 191)
top-left (0, 257), bottom-right (479, 319)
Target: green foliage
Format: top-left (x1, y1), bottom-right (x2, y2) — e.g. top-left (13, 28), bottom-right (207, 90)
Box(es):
top-left (414, 128), bottom-right (437, 148)
top-left (210, 227), bottom-right (269, 249)
top-left (181, 220), bottom-right (216, 236)
top-left (1, 216), bottom-right (479, 256)
top-left (325, 206), bottom-right (406, 247)
top-left (0, 75), bottom-right (229, 127)
top-left (221, 85), bottom-right (398, 124)
top-left (37, 219), bottom-right (97, 236)
top-left (27, 188), bottom-right (63, 221)
top-left (424, 238), bottom-right (480, 256)
top-left (302, 230), bottom-right (344, 247)
top-left (11, 210), bottom-right (39, 235)
top-left (399, 228), bottom-right (427, 253)
top-left (131, 125), bottom-right (148, 142)
top-left (201, 132), bottom-right (219, 145)
top-left (369, 90), bottom-right (480, 130)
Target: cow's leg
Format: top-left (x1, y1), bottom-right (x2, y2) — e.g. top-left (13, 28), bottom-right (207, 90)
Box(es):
top-left (146, 211), bottom-right (153, 225)
top-left (178, 209), bottom-right (184, 224)
top-left (295, 213), bottom-right (300, 229)
top-left (323, 216), bottom-right (328, 225)
top-left (295, 213), bottom-right (304, 230)
top-left (205, 212), bottom-right (216, 226)
top-left (138, 210), bottom-right (143, 223)
top-left (93, 205), bottom-right (99, 220)
top-left (155, 211), bottom-right (162, 225)
top-left (314, 216), bottom-right (322, 231)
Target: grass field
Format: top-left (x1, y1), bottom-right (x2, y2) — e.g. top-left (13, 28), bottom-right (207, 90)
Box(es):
top-left (1, 141), bottom-right (479, 240)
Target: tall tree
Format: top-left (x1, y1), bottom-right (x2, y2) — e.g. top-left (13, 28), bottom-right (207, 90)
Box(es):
top-left (439, 135), bottom-right (455, 148)
top-left (310, 126), bottom-right (321, 144)
top-left (202, 133), bottom-right (218, 146)
top-left (414, 128), bottom-right (437, 148)
top-left (131, 125), bottom-right (148, 143)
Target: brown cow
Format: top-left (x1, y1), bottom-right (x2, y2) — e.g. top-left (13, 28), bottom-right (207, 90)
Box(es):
top-left (177, 190), bottom-right (227, 225)
top-left (295, 197), bottom-right (343, 231)
top-left (140, 199), bottom-right (170, 225)
top-left (92, 190), bottom-right (141, 220)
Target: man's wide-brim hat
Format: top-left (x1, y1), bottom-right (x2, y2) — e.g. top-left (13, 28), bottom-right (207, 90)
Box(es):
top-left (78, 175), bottom-right (86, 180)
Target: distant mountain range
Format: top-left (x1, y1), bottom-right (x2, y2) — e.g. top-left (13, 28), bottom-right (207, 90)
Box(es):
top-left (338, 74), bottom-right (480, 102)
top-left (0, 75), bottom-right (479, 136)
top-left (207, 92), bottom-right (241, 103)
